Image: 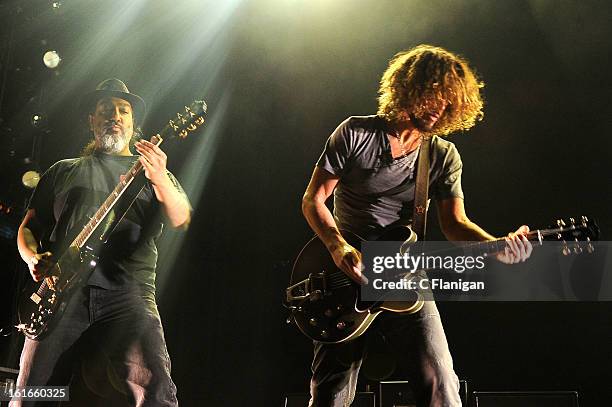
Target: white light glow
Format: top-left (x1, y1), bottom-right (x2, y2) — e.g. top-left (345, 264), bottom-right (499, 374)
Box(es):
top-left (43, 50), bottom-right (61, 69)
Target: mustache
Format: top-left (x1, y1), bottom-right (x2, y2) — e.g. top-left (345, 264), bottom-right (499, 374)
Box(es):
top-left (102, 120), bottom-right (124, 132)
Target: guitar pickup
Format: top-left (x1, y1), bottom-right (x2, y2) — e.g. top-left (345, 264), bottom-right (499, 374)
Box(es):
top-left (308, 272), bottom-right (327, 301)
top-left (30, 293), bottom-right (42, 304)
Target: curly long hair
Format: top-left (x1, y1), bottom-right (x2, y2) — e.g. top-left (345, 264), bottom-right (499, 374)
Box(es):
top-left (377, 44), bottom-right (484, 136)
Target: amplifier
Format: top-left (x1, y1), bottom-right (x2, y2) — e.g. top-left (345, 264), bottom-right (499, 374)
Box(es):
top-left (379, 380), bottom-right (468, 407)
top-left (473, 391), bottom-right (579, 407)
top-left (284, 392), bottom-right (375, 407)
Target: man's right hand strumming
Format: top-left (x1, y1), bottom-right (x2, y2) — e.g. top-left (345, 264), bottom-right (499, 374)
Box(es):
top-left (26, 251), bottom-right (53, 282)
top-left (329, 242), bottom-right (367, 285)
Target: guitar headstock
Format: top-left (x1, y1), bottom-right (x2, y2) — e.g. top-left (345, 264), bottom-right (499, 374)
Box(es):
top-left (162, 100), bottom-right (207, 140)
top-left (545, 215), bottom-right (600, 255)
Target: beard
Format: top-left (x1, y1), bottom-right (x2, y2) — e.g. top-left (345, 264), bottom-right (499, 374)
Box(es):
top-left (95, 127), bottom-right (129, 154)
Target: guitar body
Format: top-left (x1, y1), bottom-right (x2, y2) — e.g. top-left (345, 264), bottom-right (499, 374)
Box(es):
top-left (18, 245), bottom-right (97, 339)
top-left (287, 227), bottom-right (423, 344)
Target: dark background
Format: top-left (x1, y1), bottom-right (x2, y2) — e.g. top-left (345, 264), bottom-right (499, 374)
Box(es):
top-left (1, 0), bottom-right (611, 405)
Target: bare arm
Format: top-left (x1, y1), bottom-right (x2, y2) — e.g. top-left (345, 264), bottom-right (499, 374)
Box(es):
top-left (437, 198), bottom-right (496, 241)
top-left (17, 210), bottom-right (39, 262)
top-left (150, 176), bottom-right (191, 229)
top-left (302, 167), bottom-right (366, 284)
top-left (17, 209), bottom-right (53, 281)
top-left (302, 167), bottom-right (343, 250)
top-left (437, 197), bottom-right (532, 263)
top-left (135, 139), bottom-right (191, 229)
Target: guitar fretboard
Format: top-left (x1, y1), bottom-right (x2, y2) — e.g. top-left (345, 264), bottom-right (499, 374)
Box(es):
top-left (72, 136), bottom-right (162, 249)
top-left (435, 224), bottom-right (589, 258)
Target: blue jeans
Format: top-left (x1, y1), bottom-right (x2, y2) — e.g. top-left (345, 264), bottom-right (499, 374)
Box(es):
top-left (309, 301), bottom-right (462, 407)
top-left (10, 286), bottom-right (178, 407)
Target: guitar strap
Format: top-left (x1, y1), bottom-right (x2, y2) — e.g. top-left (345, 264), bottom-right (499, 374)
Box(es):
top-left (97, 171), bottom-right (148, 244)
top-left (99, 135), bottom-right (165, 244)
top-left (412, 135), bottom-right (432, 241)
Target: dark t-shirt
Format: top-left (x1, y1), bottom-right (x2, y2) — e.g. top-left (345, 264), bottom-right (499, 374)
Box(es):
top-left (316, 115), bottom-right (464, 238)
top-left (28, 152), bottom-right (189, 292)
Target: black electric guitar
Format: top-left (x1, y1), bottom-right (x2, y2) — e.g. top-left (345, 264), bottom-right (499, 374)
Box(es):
top-left (286, 217), bottom-right (599, 344)
top-left (17, 100), bottom-right (207, 340)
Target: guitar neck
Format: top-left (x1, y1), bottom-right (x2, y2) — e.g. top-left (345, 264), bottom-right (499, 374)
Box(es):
top-left (70, 135), bottom-right (163, 249)
top-left (462, 225), bottom-right (583, 257)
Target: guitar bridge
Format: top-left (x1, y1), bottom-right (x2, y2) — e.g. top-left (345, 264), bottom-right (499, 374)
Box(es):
top-left (286, 272), bottom-right (328, 302)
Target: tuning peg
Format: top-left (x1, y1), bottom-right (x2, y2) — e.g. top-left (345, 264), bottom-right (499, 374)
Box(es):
top-left (580, 215), bottom-right (589, 227)
top-left (168, 119), bottom-right (179, 132)
top-left (557, 219), bottom-right (566, 227)
top-left (573, 239), bottom-right (583, 254)
top-left (562, 242), bottom-right (571, 256)
top-left (569, 217), bottom-right (575, 224)
top-left (585, 237), bottom-right (594, 253)
top-left (184, 106), bottom-right (196, 117)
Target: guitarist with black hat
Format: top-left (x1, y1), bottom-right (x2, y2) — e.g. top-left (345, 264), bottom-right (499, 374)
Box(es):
top-left (12, 78), bottom-right (190, 406)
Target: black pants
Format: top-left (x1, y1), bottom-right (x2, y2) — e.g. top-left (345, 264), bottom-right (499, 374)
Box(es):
top-left (10, 286), bottom-right (178, 407)
top-left (309, 301), bottom-right (461, 407)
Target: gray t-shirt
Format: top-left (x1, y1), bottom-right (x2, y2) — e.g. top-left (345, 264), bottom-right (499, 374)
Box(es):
top-left (316, 115), bottom-right (464, 238)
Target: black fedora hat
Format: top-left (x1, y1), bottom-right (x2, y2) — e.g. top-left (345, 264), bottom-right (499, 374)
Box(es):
top-left (81, 78), bottom-right (146, 125)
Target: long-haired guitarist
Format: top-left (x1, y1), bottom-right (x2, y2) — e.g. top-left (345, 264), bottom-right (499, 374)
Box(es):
top-left (12, 79), bottom-right (190, 406)
top-left (301, 45), bottom-right (532, 406)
